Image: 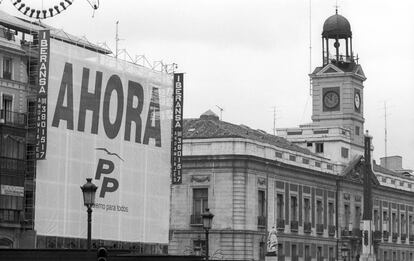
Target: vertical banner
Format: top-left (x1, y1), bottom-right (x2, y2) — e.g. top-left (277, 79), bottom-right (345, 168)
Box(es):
top-left (35, 30), bottom-right (50, 160)
top-left (363, 134), bottom-right (372, 220)
top-left (171, 73), bottom-right (184, 184)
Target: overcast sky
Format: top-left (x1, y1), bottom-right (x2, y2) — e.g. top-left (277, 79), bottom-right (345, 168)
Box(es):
top-left (2, 0), bottom-right (413, 169)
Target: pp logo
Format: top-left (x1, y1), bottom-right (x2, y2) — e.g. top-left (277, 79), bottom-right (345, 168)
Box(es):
top-left (94, 148), bottom-right (123, 198)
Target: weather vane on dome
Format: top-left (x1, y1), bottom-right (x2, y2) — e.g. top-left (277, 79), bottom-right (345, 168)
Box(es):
top-left (8, 0), bottom-right (100, 20)
top-left (334, 0), bottom-right (340, 14)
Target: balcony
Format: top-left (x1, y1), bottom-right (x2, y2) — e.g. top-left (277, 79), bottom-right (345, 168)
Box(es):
top-left (0, 209), bottom-right (21, 224)
top-left (290, 220), bottom-right (298, 232)
top-left (383, 231), bottom-right (389, 242)
top-left (341, 228), bottom-right (350, 237)
top-left (276, 219), bottom-right (285, 232)
top-left (409, 235), bottom-right (414, 243)
top-left (401, 233), bottom-right (407, 242)
top-left (304, 222), bottom-right (312, 234)
top-left (0, 157), bottom-right (26, 172)
top-left (0, 110), bottom-right (27, 128)
top-left (258, 216), bottom-right (266, 228)
top-left (190, 214), bottom-right (202, 226)
top-left (373, 231), bottom-right (382, 243)
top-left (316, 224), bottom-right (324, 235)
top-left (328, 225), bottom-right (335, 237)
top-left (292, 255), bottom-right (299, 261)
top-left (392, 233), bottom-right (398, 243)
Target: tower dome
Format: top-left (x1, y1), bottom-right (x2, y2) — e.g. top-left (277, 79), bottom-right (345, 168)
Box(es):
top-left (322, 13), bottom-right (352, 39)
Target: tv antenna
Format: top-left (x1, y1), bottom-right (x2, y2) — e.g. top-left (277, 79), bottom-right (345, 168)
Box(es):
top-left (384, 101), bottom-right (388, 168)
top-left (115, 21), bottom-right (124, 58)
top-left (216, 105), bottom-right (224, 120)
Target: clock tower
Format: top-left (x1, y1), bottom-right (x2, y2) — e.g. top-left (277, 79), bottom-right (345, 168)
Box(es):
top-left (310, 10), bottom-right (366, 149)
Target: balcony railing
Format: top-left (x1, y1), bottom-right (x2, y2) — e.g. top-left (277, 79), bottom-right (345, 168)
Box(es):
top-left (0, 109), bottom-right (27, 127)
top-left (277, 219), bottom-right (285, 232)
top-left (328, 225), bottom-right (336, 237)
top-left (290, 220), bottom-right (298, 232)
top-left (383, 231), bottom-right (389, 242)
top-left (316, 224), bottom-right (324, 235)
top-left (304, 222), bottom-right (312, 233)
top-left (258, 216), bottom-right (266, 228)
top-left (0, 157), bottom-right (26, 172)
top-left (341, 228), bottom-right (350, 237)
top-left (190, 214), bottom-right (202, 226)
top-left (373, 231), bottom-right (382, 242)
top-left (392, 232), bottom-right (398, 242)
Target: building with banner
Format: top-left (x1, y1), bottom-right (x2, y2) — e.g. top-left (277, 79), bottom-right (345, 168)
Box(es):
top-left (168, 11), bottom-right (414, 261)
top-left (0, 10), bottom-right (175, 252)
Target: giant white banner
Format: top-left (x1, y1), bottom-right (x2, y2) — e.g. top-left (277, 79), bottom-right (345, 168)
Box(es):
top-left (35, 38), bottom-right (173, 243)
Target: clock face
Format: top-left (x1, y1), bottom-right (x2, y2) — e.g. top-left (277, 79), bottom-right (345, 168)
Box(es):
top-left (323, 91), bottom-right (339, 109)
top-left (354, 92), bottom-right (361, 110)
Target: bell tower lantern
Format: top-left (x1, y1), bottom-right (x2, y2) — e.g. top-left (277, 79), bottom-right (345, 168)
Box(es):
top-left (322, 9), bottom-right (354, 65)
top-left (310, 10), bottom-right (366, 150)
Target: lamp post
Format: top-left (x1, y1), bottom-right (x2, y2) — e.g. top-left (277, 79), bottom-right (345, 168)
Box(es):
top-left (201, 208), bottom-right (214, 261)
top-left (80, 178), bottom-right (98, 251)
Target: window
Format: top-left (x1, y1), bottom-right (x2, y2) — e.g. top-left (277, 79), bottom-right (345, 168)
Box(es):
top-left (383, 211), bottom-right (389, 231)
top-left (1, 134), bottom-right (25, 159)
top-left (344, 204), bottom-right (350, 229)
top-left (401, 214), bottom-right (406, 234)
top-left (302, 158), bottom-right (309, 164)
top-left (410, 215), bottom-right (413, 234)
top-left (315, 161), bottom-right (321, 168)
top-left (374, 210), bottom-right (379, 231)
top-left (259, 242), bottom-right (266, 261)
top-left (192, 188), bottom-right (208, 224)
top-left (392, 213), bottom-right (397, 233)
top-left (289, 155), bottom-right (296, 161)
top-left (329, 247), bottom-right (334, 261)
top-left (307, 142), bottom-right (312, 147)
top-left (258, 190), bottom-right (266, 218)
top-left (315, 143), bottom-right (324, 153)
top-left (328, 202), bottom-right (334, 226)
top-left (275, 151), bottom-right (283, 158)
top-left (3, 57), bottom-right (12, 80)
top-left (355, 206), bottom-right (361, 229)
top-left (355, 126), bottom-right (360, 136)
top-left (2, 94), bottom-right (12, 122)
top-left (291, 195), bottom-right (297, 221)
top-left (317, 246), bottom-right (323, 261)
top-left (304, 198), bottom-right (310, 222)
top-left (341, 147), bottom-right (349, 158)
top-left (317, 200), bottom-right (323, 224)
top-left (277, 194), bottom-right (284, 220)
top-left (305, 245), bottom-right (310, 261)
top-left (292, 244), bottom-right (297, 259)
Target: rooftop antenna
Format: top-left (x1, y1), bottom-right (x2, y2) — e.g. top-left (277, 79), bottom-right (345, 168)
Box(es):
top-left (384, 101), bottom-right (388, 168)
top-left (309, 0), bottom-right (312, 96)
top-left (115, 21), bottom-right (124, 58)
top-left (273, 107), bottom-right (276, 135)
top-left (216, 105), bottom-right (224, 120)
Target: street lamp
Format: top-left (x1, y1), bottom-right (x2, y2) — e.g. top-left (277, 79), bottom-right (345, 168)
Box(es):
top-left (80, 178), bottom-right (98, 251)
top-left (201, 208), bottom-right (214, 261)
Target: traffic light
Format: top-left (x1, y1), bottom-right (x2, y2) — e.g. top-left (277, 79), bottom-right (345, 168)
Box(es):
top-left (97, 247), bottom-right (108, 261)
top-left (363, 230), bottom-right (369, 245)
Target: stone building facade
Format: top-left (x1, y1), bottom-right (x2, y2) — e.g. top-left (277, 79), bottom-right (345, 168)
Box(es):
top-left (168, 11), bottom-right (414, 261)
